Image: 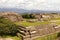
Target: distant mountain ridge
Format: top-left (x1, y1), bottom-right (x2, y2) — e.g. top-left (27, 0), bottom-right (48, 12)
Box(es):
top-left (0, 8), bottom-right (60, 13)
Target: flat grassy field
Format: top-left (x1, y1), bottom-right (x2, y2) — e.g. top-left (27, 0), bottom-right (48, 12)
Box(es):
top-left (15, 21), bottom-right (50, 27)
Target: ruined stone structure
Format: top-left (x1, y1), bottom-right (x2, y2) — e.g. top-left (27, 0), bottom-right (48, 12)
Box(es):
top-left (17, 23), bottom-right (60, 40)
top-left (0, 12), bottom-right (23, 22)
top-left (35, 14), bottom-right (43, 21)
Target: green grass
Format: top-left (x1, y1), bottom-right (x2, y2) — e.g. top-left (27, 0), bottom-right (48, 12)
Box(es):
top-left (11, 36), bottom-right (21, 40)
top-left (35, 33), bottom-right (58, 40)
top-left (0, 35), bottom-right (21, 40)
top-left (15, 21), bottom-right (50, 27)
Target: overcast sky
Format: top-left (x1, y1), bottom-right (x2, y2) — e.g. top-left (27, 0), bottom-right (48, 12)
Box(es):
top-left (0, 0), bottom-right (60, 11)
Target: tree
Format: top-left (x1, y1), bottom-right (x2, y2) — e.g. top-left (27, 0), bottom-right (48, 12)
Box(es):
top-left (22, 14), bottom-right (35, 19)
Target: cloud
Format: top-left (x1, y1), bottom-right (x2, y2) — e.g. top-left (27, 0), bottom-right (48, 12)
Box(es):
top-left (0, 0), bottom-right (60, 11)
